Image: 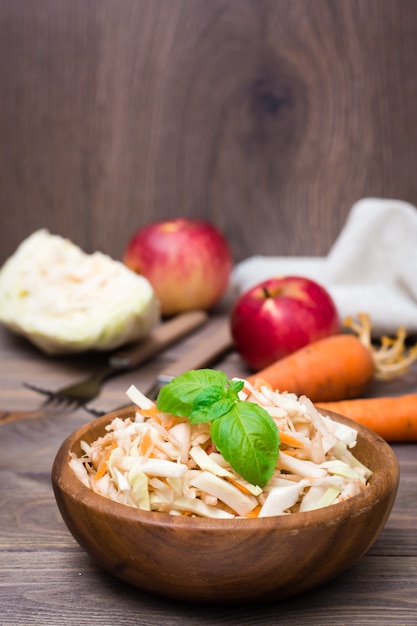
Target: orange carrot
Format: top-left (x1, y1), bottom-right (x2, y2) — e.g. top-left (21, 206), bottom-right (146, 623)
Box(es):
top-left (136, 407), bottom-right (160, 420)
top-left (245, 504), bottom-right (262, 519)
top-left (92, 441), bottom-right (117, 473)
top-left (94, 460), bottom-right (109, 481)
top-left (247, 314), bottom-right (417, 403)
top-left (278, 431), bottom-right (306, 448)
top-left (94, 442), bottom-right (118, 480)
top-left (225, 477), bottom-right (254, 495)
top-left (138, 428), bottom-right (154, 456)
top-left (317, 394), bottom-right (417, 441)
top-left (248, 334), bottom-right (374, 403)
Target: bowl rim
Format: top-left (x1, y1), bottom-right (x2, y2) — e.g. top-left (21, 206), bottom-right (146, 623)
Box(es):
top-left (52, 405), bottom-right (399, 531)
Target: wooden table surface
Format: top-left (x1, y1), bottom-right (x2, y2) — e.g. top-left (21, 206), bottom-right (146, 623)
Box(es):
top-left (1, 316), bottom-right (416, 625)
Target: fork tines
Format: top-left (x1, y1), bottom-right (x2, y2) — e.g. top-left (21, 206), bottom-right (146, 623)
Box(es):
top-left (22, 382), bottom-right (81, 406)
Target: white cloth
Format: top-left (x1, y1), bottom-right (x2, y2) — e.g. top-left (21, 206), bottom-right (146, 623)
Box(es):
top-left (231, 198), bottom-right (417, 336)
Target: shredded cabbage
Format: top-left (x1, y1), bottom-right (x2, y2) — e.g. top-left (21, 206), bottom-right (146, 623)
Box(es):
top-left (70, 380), bottom-right (372, 519)
top-left (0, 230), bottom-right (160, 354)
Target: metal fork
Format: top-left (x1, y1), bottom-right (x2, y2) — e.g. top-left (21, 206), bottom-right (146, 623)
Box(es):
top-left (2, 322), bottom-right (233, 426)
top-left (23, 310), bottom-right (208, 409)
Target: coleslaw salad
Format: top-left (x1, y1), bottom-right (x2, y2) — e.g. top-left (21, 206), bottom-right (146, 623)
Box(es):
top-left (70, 378), bottom-right (372, 519)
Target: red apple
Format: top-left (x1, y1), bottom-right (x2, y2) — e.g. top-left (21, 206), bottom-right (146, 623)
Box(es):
top-left (123, 218), bottom-right (232, 316)
top-left (231, 276), bottom-right (340, 371)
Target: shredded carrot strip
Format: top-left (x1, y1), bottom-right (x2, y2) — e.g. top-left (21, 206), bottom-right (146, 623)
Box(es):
top-left (94, 460), bottom-right (109, 481)
top-left (139, 428), bottom-right (154, 456)
top-left (225, 477), bottom-right (254, 495)
top-left (137, 407), bottom-right (160, 420)
top-left (162, 415), bottom-right (183, 430)
top-left (94, 441), bottom-right (117, 480)
top-left (279, 431), bottom-right (305, 448)
top-left (245, 504), bottom-right (262, 519)
top-left (91, 440), bottom-right (117, 470)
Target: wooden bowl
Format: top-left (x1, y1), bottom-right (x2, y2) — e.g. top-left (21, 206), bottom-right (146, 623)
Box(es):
top-left (51, 407), bottom-right (399, 604)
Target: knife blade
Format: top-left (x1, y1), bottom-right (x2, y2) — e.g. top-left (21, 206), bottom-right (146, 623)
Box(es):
top-left (107, 309), bottom-right (209, 371)
top-left (2, 310), bottom-right (209, 425)
top-left (1, 321), bottom-right (234, 425)
top-left (86, 321), bottom-right (234, 416)
top-left (23, 309), bottom-right (209, 403)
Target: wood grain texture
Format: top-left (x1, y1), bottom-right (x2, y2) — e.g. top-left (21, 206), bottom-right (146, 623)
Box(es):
top-left (1, 1), bottom-right (417, 615)
top-left (1, 0), bottom-right (417, 266)
top-left (1, 318), bottom-right (417, 623)
top-left (49, 406), bottom-right (398, 603)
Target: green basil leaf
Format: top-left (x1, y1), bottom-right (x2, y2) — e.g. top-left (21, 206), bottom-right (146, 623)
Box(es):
top-left (156, 368), bottom-right (280, 487)
top-left (192, 385), bottom-right (227, 410)
top-left (190, 397), bottom-right (235, 423)
top-left (210, 402), bottom-right (279, 487)
top-left (229, 379), bottom-right (245, 397)
top-left (156, 369), bottom-right (228, 417)
top-left (188, 385), bottom-right (229, 423)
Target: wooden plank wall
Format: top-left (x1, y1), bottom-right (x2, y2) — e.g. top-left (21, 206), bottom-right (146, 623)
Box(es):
top-left (1, 0), bottom-right (417, 266)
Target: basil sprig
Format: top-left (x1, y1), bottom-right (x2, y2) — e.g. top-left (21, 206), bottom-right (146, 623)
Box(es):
top-left (156, 369), bottom-right (279, 487)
